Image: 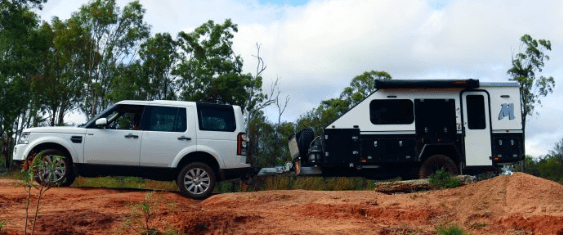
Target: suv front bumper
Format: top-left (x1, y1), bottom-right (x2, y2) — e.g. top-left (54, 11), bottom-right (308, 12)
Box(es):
top-left (12, 144), bottom-right (28, 161)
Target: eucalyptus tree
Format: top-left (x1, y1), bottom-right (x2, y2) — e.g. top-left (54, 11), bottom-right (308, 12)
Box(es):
top-left (70, 0), bottom-right (150, 118)
top-left (507, 34), bottom-right (555, 132)
top-left (0, 0), bottom-right (48, 166)
top-left (138, 33), bottom-right (179, 100)
top-left (174, 19), bottom-right (263, 111)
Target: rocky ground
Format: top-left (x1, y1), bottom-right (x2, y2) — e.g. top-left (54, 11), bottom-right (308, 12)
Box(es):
top-left (1, 172), bottom-right (563, 234)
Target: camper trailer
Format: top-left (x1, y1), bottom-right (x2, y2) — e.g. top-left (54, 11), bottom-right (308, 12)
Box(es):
top-left (290, 79), bottom-right (524, 179)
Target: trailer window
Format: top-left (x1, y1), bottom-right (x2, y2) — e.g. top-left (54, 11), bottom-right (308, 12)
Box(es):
top-left (467, 95), bottom-right (486, 129)
top-left (370, 99), bottom-right (414, 124)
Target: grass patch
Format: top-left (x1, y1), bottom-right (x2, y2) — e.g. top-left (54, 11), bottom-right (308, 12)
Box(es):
top-left (2, 168), bottom-right (384, 194)
top-left (436, 224), bottom-right (466, 235)
top-left (292, 177), bottom-right (325, 190)
top-left (0, 168), bottom-right (24, 180)
top-left (215, 176), bottom-right (380, 193)
top-left (73, 176), bottom-right (178, 191)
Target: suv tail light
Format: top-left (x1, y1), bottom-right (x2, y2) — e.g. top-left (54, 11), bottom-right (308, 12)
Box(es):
top-left (237, 133), bottom-right (248, 156)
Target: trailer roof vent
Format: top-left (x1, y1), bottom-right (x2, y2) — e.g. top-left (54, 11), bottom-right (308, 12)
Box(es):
top-left (374, 79), bottom-right (479, 89)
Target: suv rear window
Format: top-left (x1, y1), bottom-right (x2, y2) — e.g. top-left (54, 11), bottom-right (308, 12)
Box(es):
top-left (197, 103), bottom-right (236, 132)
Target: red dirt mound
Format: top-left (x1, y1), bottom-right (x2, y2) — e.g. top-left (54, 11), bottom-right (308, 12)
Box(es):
top-left (1, 173), bottom-right (562, 234)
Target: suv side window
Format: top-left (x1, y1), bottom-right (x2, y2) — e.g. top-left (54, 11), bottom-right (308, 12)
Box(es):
top-left (196, 103), bottom-right (236, 132)
top-left (98, 104), bottom-right (144, 130)
top-left (145, 106), bottom-right (187, 132)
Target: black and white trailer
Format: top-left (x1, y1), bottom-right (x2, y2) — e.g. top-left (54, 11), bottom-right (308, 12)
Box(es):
top-left (289, 79), bottom-right (524, 179)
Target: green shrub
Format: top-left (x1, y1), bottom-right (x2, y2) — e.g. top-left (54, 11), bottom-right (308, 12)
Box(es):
top-left (429, 168), bottom-right (461, 189)
top-left (436, 224), bottom-right (466, 235)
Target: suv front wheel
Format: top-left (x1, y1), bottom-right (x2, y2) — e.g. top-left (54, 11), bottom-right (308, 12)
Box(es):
top-left (177, 162), bottom-right (216, 199)
top-left (34, 149), bottom-right (75, 186)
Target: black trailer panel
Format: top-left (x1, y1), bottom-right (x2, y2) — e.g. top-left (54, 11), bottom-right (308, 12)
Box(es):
top-left (323, 128), bottom-right (361, 165)
top-left (361, 135), bottom-right (416, 163)
top-left (491, 133), bottom-right (524, 163)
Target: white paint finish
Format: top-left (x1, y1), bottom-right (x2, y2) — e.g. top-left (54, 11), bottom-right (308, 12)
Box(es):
top-left (485, 86), bottom-right (523, 131)
top-left (14, 133), bottom-right (84, 163)
top-left (462, 91), bottom-right (492, 166)
top-left (140, 106), bottom-right (197, 167)
top-left (83, 129), bottom-right (143, 166)
top-left (329, 88), bottom-right (462, 132)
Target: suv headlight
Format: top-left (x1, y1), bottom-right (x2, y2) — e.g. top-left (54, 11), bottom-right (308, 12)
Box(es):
top-left (18, 132), bottom-right (30, 144)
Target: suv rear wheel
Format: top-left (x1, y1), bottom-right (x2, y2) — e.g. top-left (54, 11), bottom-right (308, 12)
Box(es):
top-left (177, 162), bottom-right (216, 199)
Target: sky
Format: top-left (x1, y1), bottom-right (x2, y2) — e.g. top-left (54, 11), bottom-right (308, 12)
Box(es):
top-left (35, 0), bottom-right (563, 157)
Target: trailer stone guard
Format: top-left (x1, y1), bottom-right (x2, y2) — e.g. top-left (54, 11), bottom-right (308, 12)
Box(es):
top-left (271, 79), bottom-right (524, 179)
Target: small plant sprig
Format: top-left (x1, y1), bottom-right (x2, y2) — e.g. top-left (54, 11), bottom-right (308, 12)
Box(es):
top-left (20, 152), bottom-right (64, 235)
top-left (124, 191), bottom-right (165, 235)
top-left (0, 207), bottom-right (7, 234)
top-left (429, 168), bottom-right (461, 189)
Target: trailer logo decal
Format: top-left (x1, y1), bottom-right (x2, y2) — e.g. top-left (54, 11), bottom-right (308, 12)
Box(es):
top-left (498, 103), bottom-right (515, 120)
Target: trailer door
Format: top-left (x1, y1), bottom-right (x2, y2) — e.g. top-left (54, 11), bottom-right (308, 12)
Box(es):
top-left (462, 91), bottom-right (492, 166)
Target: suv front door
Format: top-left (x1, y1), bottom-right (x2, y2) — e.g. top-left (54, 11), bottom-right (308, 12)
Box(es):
top-left (84, 104), bottom-right (145, 166)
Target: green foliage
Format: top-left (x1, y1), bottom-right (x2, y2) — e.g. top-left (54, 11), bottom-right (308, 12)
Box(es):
top-left (436, 224), bottom-right (466, 235)
top-left (71, 0), bottom-right (151, 118)
top-left (428, 168), bottom-right (461, 189)
top-left (507, 34), bottom-right (555, 130)
top-left (247, 113), bottom-right (294, 167)
top-left (174, 19), bottom-right (262, 111)
top-left (521, 138), bottom-right (563, 183)
top-left (341, 70), bottom-right (392, 107)
top-left (0, 0), bottom-right (45, 146)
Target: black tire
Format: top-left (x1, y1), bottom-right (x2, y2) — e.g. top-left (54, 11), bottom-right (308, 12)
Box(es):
top-left (34, 149), bottom-right (75, 186)
top-left (177, 162), bottom-right (216, 199)
top-left (418, 155), bottom-right (458, 179)
top-left (296, 128), bottom-right (314, 158)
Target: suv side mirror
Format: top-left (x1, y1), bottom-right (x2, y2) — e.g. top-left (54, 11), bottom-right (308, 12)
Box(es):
top-left (95, 118), bottom-right (108, 126)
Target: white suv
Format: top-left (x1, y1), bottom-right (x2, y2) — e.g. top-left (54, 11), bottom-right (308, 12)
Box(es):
top-left (13, 100), bottom-right (251, 199)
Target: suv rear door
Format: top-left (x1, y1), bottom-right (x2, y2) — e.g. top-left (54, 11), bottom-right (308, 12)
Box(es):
top-left (140, 105), bottom-right (196, 167)
top-left (195, 103), bottom-right (239, 168)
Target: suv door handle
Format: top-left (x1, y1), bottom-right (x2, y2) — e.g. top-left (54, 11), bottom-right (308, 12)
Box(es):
top-left (178, 136), bottom-right (192, 141)
top-left (125, 134), bottom-right (139, 139)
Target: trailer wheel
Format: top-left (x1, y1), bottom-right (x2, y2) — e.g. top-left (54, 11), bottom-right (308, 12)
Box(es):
top-left (419, 155), bottom-right (458, 179)
top-left (296, 128), bottom-right (314, 158)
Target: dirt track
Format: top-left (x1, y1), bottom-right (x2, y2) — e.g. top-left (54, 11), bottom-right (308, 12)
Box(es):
top-left (1, 173), bottom-right (563, 234)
